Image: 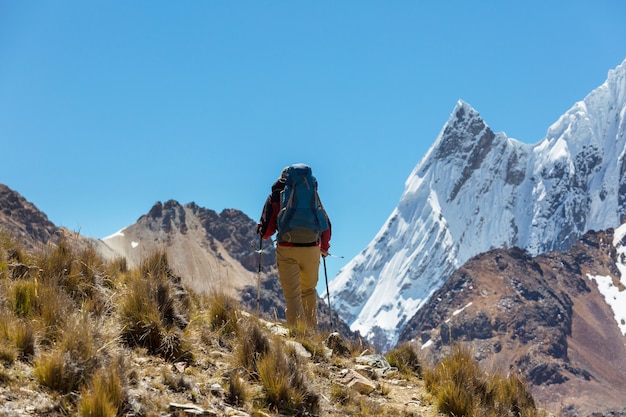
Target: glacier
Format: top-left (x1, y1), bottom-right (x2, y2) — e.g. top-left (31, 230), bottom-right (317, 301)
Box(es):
top-left (329, 58), bottom-right (626, 350)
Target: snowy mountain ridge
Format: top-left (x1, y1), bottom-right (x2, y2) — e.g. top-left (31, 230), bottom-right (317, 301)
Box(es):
top-left (329, 58), bottom-right (626, 350)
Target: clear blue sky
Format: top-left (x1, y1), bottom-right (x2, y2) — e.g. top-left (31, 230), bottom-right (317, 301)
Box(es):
top-left (2, 1), bottom-right (626, 287)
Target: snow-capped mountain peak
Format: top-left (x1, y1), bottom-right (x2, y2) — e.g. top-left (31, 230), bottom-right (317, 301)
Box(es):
top-left (330, 58), bottom-right (626, 350)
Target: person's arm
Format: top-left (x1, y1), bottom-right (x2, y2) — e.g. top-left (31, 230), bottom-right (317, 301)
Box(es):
top-left (258, 187), bottom-right (282, 239)
top-left (320, 218), bottom-right (331, 255)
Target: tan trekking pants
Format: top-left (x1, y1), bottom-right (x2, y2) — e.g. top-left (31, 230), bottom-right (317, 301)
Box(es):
top-left (276, 245), bottom-right (320, 330)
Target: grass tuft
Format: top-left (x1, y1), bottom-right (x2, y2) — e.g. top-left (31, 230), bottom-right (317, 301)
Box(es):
top-left (226, 375), bottom-right (248, 407)
top-left (423, 343), bottom-right (544, 417)
top-left (296, 332), bottom-right (329, 362)
top-left (162, 367), bottom-right (193, 393)
top-left (0, 341), bottom-right (17, 364)
top-left (119, 256), bottom-right (191, 362)
top-left (12, 320), bottom-right (36, 361)
top-left (0, 311), bottom-right (18, 364)
top-left (330, 382), bottom-right (353, 405)
top-left (34, 315), bottom-right (99, 394)
top-left (386, 343), bottom-right (421, 377)
top-left (206, 292), bottom-right (241, 336)
top-left (140, 250), bottom-right (170, 280)
top-left (11, 279), bottom-right (39, 317)
top-left (257, 338), bottom-right (319, 415)
top-left (38, 238), bottom-right (73, 284)
top-left (235, 320), bottom-right (271, 376)
top-left (34, 348), bottom-right (79, 394)
top-left (79, 366), bottom-right (125, 417)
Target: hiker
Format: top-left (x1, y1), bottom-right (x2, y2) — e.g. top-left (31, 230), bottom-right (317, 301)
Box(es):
top-left (257, 164), bottom-right (331, 330)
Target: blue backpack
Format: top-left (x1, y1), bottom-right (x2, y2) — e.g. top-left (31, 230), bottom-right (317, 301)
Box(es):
top-left (276, 164), bottom-right (329, 244)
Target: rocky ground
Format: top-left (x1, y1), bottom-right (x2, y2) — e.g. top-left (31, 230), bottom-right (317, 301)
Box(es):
top-left (0, 313), bottom-right (441, 417)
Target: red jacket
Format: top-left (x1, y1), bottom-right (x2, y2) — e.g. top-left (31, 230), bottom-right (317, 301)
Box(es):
top-left (258, 178), bottom-right (331, 252)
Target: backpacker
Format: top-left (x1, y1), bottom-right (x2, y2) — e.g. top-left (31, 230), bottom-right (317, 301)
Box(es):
top-left (276, 163), bottom-right (329, 244)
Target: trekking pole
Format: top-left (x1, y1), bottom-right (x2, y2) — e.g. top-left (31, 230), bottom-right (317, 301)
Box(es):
top-left (256, 235), bottom-right (262, 316)
top-left (323, 256), bottom-right (335, 332)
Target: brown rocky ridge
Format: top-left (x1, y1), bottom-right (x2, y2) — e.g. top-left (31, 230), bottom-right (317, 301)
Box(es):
top-left (0, 184), bottom-right (59, 250)
top-left (400, 228), bottom-right (626, 416)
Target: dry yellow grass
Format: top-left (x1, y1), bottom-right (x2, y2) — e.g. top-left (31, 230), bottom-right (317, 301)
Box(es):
top-left (422, 344), bottom-right (544, 417)
top-left (0, 233), bottom-right (546, 416)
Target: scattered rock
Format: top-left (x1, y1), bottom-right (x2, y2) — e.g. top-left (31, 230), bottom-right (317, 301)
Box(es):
top-left (339, 369), bottom-right (377, 395)
top-left (174, 362), bottom-right (187, 373)
top-left (324, 332), bottom-right (351, 357)
top-left (240, 311), bottom-right (290, 337)
top-left (169, 402), bottom-right (215, 416)
top-left (355, 353), bottom-right (397, 377)
top-left (208, 383), bottom-right (225, 398)
top-left (285, 340), bottom-right (312, 358)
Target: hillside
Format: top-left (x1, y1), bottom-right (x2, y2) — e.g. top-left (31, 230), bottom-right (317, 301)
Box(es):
top-left (0, 184), bottom-right (59, 249)
top-left (0, 231), bottom-right (548, 417)
top-left (97, 200), bottom-right (270, 302)
top-left (93, 198), bottom-right (354, 336)
top-left (0, 184), bottom-right (356, 340)
top-left (399, 227), bottom-right (626, 416)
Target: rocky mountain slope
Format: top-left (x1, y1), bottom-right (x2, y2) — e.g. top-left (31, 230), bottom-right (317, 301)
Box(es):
top-left (0, 224), bottom-right (448, 417)
top-left (97, 200), bottom-right (273, 301)
top-left (0, 186), bottom-right (350, 334)
top-left (329, 58), bottom-right (626, 350)
top-left (399, 227), bottom-right (626, 416)
top-left (95, 199), bottom-right (352, 331)
top-left (0, 187), bottom-right (284, 317)
top-left (0, 184), bottom-right (59, 249)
